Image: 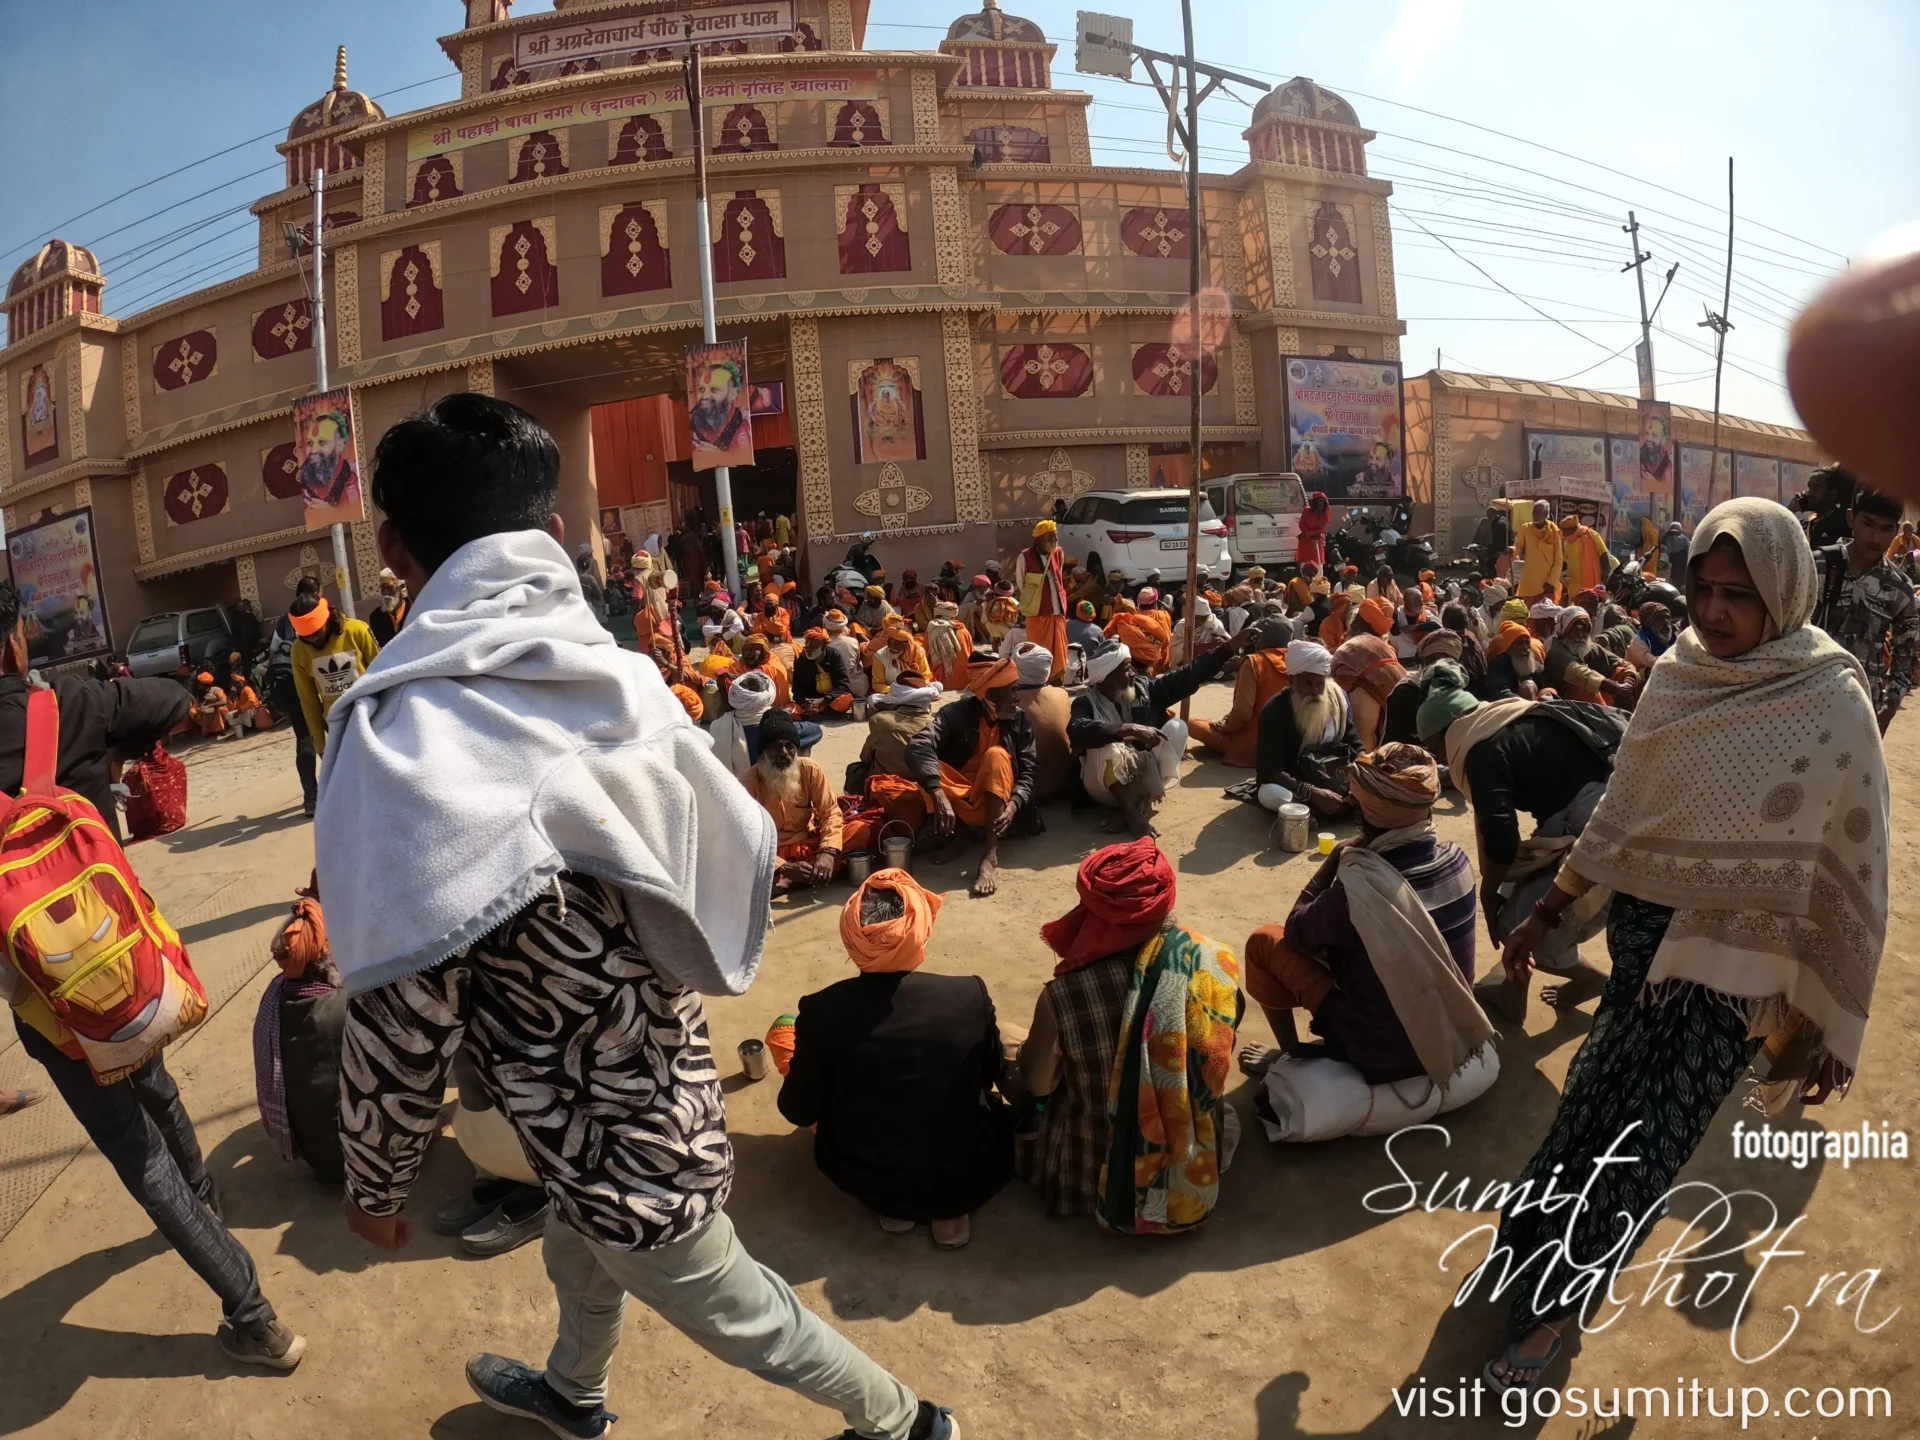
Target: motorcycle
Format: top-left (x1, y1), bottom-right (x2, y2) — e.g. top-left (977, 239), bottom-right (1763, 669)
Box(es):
top-left (1605, 553), bottom-right (1688, 624)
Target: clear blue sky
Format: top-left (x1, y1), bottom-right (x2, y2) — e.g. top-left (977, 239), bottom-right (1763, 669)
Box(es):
top-left (3, 0), bottom-right (1914, 427)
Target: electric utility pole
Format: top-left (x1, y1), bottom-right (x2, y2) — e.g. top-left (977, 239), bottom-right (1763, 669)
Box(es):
top-left (1623, 211), bottom-right (1655, 400)
top-left (682, 29), bottom-right (740, 593)
top-left (310, 167), bottom-right (356, 619)
top-left (1076, 10), bottom-right (1267, 709)
top-left (1700, 159), bottom-right (1735, 472)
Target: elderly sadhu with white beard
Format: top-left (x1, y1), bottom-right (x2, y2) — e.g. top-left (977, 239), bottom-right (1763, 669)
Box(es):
top-left (1069, 626), bottom-right (1259, 835)
top-left (743, 710), bottom-right (843, 894)
top-left (1254, 640), bottom-right (1361, 819)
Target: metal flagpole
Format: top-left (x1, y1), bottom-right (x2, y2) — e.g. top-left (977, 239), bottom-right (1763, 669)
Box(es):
top-left (311, 166), bottom-right (356, 619)
top-left (685, 32), bottom-right (741, 594)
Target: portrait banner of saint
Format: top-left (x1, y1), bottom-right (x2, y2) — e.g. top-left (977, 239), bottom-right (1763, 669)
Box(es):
top-left (380, 243), bottom-right (446, 341)
top-left (1637, 398), bottom-right (1674, 498)
top-left (251, 299), bottom-right (313, 361)
top-left (711, 192), bottom-right (786, 283)
top-left (261, 442), bottom-right (302, 500)
top-left (836, 184), bottom-right (911, 275)
top-left (610, 114), bottom-right (671, 165)
top-left (989, 202), bottom-right (1081, 256)
top-left (849, 359), bottom-right (926, 464)
top-left (1307, 201), bottom-right (1362, 304)
top-left (686, 340), bottom-right (755, 473)
top-left (21, 364), bottom-right (57, 465)
top-left (1119, 206), bottom-right (1191, 260)
top-left (293, 387), bottom-right (365, 530)
top-left (600, 203), bottom-right (671, 297)
top-left (490, 218), bottom-right (560, 316)
top-left (162, 464), bottom-right (231, 526)
top-left (998, 343), bottom-right (1094, 400)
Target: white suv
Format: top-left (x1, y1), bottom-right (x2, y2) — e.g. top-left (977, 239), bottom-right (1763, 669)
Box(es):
top-left (1056, 489), bottom-right (1231, 585)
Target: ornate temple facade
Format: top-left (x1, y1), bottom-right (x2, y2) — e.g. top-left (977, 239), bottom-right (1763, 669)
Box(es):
top-left (1, 0), bottom-right (1408, 642)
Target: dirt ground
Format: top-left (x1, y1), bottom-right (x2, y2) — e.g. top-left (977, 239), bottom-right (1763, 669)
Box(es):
top-left (0, 681), bottom-right (1914, 1440)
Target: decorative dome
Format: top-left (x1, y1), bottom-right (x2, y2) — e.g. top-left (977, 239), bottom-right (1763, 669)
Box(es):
top-left (1246, 76), bottom-right (1369, 174)
top-left (9, 240), bottom-right (102, 300)
top-left (287, 47), bottom-right (387, 141)
top-left (942, 0), bottom-right (1052, 88)
top-left (1251, 77), bottom-right (1359, 129)
top-left (946, 0), bottom-right (1044, 43)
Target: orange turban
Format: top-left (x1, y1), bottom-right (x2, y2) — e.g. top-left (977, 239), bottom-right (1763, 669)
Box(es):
top-left (1356, 596), bottom-right (1394, 636)
top-left (966, 654), bottom-right (1019, 699)
top-left (271, 894), bottom-right (330, 980)
top-left (840, 868), bottom-right (943, 973)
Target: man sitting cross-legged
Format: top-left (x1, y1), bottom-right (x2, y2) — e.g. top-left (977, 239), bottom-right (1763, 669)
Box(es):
top-left (903, 655), bottom-right (1035, 897)
top-left (1068, 623), bottom-right (1257, 836)
top-left (1238, 744), bottom-right (1492, 1088)
top-left (744, 710), bottom-right (843, 894)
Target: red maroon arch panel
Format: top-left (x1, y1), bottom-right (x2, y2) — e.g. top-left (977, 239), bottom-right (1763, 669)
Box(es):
top-left (989, 203), bottom-right (1080, 256)
top-left (1132, 343), bottom-right (1218, 396)
top-left (999, 343), bottom-right (1094, 399)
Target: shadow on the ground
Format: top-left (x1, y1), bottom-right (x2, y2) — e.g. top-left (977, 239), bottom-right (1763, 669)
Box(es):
top-left (176, 901), bottom-right (294, 947)
top-left (725, 1012), bottom-right (1579, 1330)
top-left (0, 1233), bottom-right (250, 1432)
top-left (159, 806), bottom-right (309, 854)
top-left (200, 1121), bottom-right (490, 1275)
top-left (429, 1403), bottom-right (503, 1439)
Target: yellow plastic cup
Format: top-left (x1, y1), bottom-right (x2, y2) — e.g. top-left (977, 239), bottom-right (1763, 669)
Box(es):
top-left (1317, 832), bottom-right (1336, 855)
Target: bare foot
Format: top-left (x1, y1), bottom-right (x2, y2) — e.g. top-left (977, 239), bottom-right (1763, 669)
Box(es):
top-left (1541, 962), bottom-right (1608, 1011)
top-left (1237, 1043), bottom-right (1279, 1079)
top-left (1476, 976), bottom-right (1529, 1027)
top-left (970, 855), bottom-right (1000, 897)
top-left (931, 1215), bottom-right (971, 1250)
top-left (0, 1088), bottom-right (44, 1118)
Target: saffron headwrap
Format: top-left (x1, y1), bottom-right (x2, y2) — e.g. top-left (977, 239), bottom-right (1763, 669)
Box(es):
top-left (1349, 742), bottom-right (1441, 829)
top-left (1040, 836), bottom-right (1177, 974)
top-left (1033, 519), bottom-right (1058, 539)
top-left (966, 654), bottom-right (1019, 698)
top-left (1356, 596), bottom-right (1394, 637)
top-left (840, 868), bottom-right (943, 973)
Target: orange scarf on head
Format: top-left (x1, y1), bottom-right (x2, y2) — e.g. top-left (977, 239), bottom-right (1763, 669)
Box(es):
top-left (967, 654), bottom-right (1018, 699)
top-left (1487, 619), bottom-right (1544, 662)
top-left (840, 869), bottom-right (944, 973)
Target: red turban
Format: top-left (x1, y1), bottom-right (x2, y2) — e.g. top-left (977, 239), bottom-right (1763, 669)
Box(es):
top-left (1039, 836), bottom-right (1176, 974)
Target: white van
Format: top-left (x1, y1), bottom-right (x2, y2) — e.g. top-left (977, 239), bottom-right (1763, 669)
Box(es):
top-left (1203, 473), bottom-right (1306, 573)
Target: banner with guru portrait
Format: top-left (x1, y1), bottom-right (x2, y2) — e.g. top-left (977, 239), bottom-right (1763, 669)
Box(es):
top-left (686, 340), bottom-right (755, 472)
top-left (8, 508), bottom-right (111, 669)
top-left (1281, 357), bottom-right (1404, 501)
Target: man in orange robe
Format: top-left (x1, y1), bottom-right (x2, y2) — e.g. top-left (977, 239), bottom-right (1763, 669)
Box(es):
top-left (1190, 618), bottom-right (1291, 768)
top-left (1014, 519), bottom-right (1069, 682)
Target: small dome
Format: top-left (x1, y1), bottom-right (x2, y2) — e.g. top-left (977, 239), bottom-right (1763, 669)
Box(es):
top-left (288, 46), bottom-right (387, 141)
top-left (1252, 76), bottom-right (1359, 128)
top-left (946, 0), bottom-right (1045, 43)
top-left (9, 240), bottom-right (102, 299)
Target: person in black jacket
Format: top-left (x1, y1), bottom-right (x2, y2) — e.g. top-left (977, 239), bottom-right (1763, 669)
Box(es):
top-left (267, 576), bottom-right (321, 815)
top-left (0, 581), bottom-right (307, 1369)
top-left (777, 871), bottom-right (1010, 1250)
top-left (1068, 625), bottom-right (1254, 835)
top-left (903, 655), bottom-right (1035, 897)
top-left (1255, 640), bottom-right (1361, 819)
top-left (790, 628), bottom-right (853, 715)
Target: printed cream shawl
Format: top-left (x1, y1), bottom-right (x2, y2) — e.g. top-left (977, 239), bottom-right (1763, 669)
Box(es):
top-left (1566, 499), bottom-right (1890, 1076)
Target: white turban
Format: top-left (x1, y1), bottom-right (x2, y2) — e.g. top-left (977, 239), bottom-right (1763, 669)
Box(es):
top-left (727, 669), bottom-right (777, 721)
top-left (1013, 642), bottom-right (1054, 686)
top-left (1481, 582), bottom-right (1509, 606)
top-left (1554, 606), bottom-right (1591, 638)
top-left (871, 679), bottom-right (943, 710)
top-left (1286, 640), bottom-right (1334, 676)
top-left (1528, 600), bottom-right (1561, 621)
top-left (1086, 643), bottom-right (1132, 684)
top-left (1191, 598), bottom-right (1212, 620)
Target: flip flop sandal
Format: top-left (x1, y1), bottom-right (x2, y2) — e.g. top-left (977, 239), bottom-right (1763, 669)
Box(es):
top-left (1484, 1336), bottom-right (1561, 1396)
top-left (0, 1089), bottom-right (45, 1118)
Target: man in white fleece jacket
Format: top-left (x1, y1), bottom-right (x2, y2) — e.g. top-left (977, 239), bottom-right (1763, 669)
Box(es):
top-left (321, 393), bottom-right (959, 1440)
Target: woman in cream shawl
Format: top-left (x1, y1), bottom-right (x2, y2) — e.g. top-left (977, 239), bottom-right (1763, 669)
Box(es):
top-left (1483, 498), bottom-right (1890, 1394)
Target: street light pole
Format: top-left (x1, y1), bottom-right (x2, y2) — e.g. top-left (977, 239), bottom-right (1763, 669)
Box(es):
top-left (1178, 0), bottom-right (1202, 673)
top-left (311, 166), bottom-right (356, 618)
top-left (684, 34), bottom-right (740, 594)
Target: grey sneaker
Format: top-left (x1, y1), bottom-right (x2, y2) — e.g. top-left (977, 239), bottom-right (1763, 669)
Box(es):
top-left (466, 1354), bottom-right (616, 1439)
top-left (460, 1199), bottom-right (550, 1257)
top-left (218, 1319), bottom-right (307, 1371)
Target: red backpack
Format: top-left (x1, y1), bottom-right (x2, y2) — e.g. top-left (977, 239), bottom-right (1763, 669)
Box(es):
top-left (2, 689), bottom-right (206, 1082)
